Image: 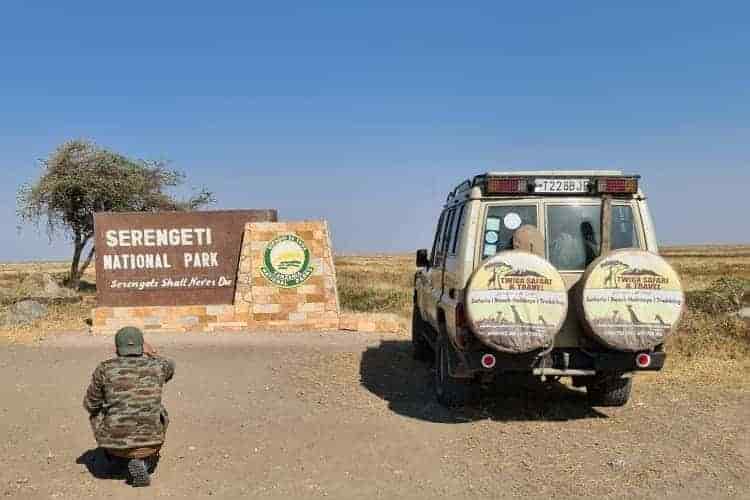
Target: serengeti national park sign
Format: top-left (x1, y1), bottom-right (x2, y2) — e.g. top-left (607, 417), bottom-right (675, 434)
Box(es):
top-left (92, 214), bottom-right (393, 335)
top-left (94, 210), bottom-right (277, 307)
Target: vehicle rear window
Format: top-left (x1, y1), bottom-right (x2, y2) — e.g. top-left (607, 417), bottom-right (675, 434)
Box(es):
top-left (547, 204), bottom-right (639, 271)
top-left (482, 205), bottom-right (537, 258)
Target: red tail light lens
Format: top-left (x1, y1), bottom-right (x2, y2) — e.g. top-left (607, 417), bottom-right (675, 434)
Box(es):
top-left (486, 177), bottom-right (529, 194)
top-left (597, 177), bottom-right (638, 194)
top-left (635, 353), bottom-right (651, 368)
top-left (481, 354), bottom-right (497, 369)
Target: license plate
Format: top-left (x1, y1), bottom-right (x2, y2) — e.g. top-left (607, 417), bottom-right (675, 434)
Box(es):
top-left (534, 178), bottom-right (590, 193)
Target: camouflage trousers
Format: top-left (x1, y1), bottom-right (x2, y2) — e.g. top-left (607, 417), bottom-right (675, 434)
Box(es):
top-left (89, 406), bottom-right (170, 451)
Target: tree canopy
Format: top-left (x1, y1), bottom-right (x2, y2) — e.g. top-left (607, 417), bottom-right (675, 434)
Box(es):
top-left (18, 139), bottom-right (214, 288)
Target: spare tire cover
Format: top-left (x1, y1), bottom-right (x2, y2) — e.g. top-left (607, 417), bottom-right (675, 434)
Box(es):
top-left (579, 249), bottom-right (684, 351)
top-left (465, 251), bottom-right (568, 354)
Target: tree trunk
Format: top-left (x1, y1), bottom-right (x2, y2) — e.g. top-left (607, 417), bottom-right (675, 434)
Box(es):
top-left (68, 234), bottom-right (92, 290)
top-left (79, 245), bottom-right (96, 275)
top-left (68, 237), bottom-right (83, 289)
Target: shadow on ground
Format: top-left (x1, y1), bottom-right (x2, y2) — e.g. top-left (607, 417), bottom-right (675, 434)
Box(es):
top-left (76, 448), bottom-right (127, 481)
top-left (360, 340), bottom-right (608, 423)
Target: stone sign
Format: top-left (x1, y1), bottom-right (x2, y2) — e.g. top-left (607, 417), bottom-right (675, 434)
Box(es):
top-left (94, 210), bottom-right (277, 307)
top-left (234, 221), bottom-right (340, 331)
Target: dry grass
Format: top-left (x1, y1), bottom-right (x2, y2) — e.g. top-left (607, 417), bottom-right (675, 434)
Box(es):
top-left (660, 244), bottom-right (750, 258)
top-left (335, 247), bottom-right (750, 385)
top-left (335, 254), bottom-right (413, 318)
top-left (660, 246), bottom-right (750, 363)
top-left (0, 262), bottom-right (96, 343)
top-left (1, 247), bottom-right (748, 381)
top-left (1, 301), bottom-right (93, 344)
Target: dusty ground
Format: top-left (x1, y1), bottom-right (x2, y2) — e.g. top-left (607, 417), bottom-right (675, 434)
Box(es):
top-left (1, 331), bottom-right (748, 500)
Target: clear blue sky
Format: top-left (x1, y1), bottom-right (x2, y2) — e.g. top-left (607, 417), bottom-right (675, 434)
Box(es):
top-left (1, 1), bottom-right (748, 261)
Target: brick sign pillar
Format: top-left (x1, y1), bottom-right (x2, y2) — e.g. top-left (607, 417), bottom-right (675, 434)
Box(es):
top-left (234, 221), bottom-right (340, 331)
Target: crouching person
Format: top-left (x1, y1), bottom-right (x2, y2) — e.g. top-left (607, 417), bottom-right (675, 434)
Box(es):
top-left (84, 327), bottom-right (175, 487)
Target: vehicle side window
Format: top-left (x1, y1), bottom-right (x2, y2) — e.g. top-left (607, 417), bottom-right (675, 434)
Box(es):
top-left (612, 205), bottom-right (639, 249)
top-left (430, 211), bottom-right (446, 264)
top-left (482, 205), bottom-right (538, 258)
top-left (437, 208), bottom-right (455, 264)
top-left (450, 205), bottom-right (465, 255)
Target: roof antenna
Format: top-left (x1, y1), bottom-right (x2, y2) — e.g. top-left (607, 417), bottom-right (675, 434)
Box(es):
top-left (600, 194), bottom-right (612, 255)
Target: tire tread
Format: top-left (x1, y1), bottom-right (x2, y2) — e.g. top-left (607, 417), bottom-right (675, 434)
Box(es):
top-left (587, 376), bottom-right (632, 407)
top-left (435, 337), bottom-right (480, 407)
top-left (412, 306), bottom-right (433, 362)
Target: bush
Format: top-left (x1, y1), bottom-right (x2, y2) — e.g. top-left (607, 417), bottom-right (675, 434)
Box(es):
top-left (685, 277), bottom-right (750, 314)
top-left (669, 311), bottom-right (750, 358)
top-left (338, 285), bottom-right (410, 314)
top-left (671, 277), bottom-right (750, 358)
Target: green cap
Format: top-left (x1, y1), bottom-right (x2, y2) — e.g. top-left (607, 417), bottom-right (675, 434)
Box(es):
top-left (115, 327), bottom-right (144, 356)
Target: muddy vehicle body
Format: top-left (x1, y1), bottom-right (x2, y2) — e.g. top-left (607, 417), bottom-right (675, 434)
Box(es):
top-left (413, 171), bottom-right (684, 407)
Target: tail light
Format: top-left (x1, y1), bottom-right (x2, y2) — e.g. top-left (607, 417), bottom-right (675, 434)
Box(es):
top-left (481, 354), bottom-right (497, 369)
top-left (486, 177), bottom-right (529, 194)
top-left (597, 177), bottom-right (638, 194)
top-left (635, 353), bottom-right (652, 368)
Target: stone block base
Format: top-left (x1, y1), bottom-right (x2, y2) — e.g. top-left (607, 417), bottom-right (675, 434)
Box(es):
top-left (92, 309), bottom-right (404, 335)
top-left (92, 305), bottom-right (238, 334)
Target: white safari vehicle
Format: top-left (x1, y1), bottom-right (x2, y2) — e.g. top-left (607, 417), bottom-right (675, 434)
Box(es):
top-left (413, 171), bottom-right (685, 407)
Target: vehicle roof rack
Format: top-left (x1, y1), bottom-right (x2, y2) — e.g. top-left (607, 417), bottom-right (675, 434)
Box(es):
top-left (444, 170), bottom-right (640, 204)
top-left (445, 179), bottom-right (472, 203)
top-left (482, 169), bottom-right (624, 177)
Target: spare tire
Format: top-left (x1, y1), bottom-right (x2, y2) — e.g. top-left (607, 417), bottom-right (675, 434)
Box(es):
top-left (465, 251), bottom-right (568, 354)
top-left (578, 249), bottom-right (684, 351)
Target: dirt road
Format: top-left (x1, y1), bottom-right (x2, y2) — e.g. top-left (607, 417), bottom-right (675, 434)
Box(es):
top-left (1, 331), bottom-right (748, 499)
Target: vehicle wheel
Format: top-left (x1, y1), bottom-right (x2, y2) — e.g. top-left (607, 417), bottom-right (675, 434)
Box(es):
top-left (411, 306), bottom-right (433, 363)
top-left (586, 375), bottom-right (632, 407)
top-left (434, 336), bottom-right (480, 407)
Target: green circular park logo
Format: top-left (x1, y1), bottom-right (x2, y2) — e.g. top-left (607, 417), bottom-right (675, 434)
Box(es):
top-left (261, 234), bottom-right (314, 288)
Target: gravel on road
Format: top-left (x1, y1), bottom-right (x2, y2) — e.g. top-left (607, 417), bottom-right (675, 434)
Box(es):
top-left (1, 331), bottom-right (748, 499)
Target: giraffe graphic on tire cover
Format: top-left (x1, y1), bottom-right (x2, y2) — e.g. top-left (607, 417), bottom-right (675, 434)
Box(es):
top-left (582, 251), bottom-right (684, 350)
top-left (466, 252), bottom-right (569, 353)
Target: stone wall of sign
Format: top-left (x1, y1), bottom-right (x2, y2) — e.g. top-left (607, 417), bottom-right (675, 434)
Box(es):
top-left (234, 221), bottom-right (340, 331)
top-left (92, 304), bottom-right (242, 335)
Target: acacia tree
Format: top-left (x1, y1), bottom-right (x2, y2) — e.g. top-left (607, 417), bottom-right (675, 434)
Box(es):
top-left (18, 140), bottom-right (214, 289)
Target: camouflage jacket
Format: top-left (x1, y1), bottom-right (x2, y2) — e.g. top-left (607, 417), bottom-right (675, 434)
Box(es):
top-left (84, 355), bottom-right (175, 449)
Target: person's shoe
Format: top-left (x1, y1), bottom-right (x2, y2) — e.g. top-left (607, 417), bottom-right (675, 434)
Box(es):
top-left (127, 459), bottom-right (151, 487)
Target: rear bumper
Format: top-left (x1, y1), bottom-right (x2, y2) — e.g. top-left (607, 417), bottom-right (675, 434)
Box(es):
top-left (458, 348), bottom-right (666, 376)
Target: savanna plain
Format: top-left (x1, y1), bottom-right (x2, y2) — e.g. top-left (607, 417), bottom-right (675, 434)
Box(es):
top-left (0, 246), bottom-right (748, 499)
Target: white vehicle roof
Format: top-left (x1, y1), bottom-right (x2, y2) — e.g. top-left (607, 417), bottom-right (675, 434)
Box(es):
top-left (484, 170), bottom-right (624, 177)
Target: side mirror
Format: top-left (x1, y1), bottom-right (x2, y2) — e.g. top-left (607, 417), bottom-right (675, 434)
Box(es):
top-left (416, 249), bottom-right (430, 268)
